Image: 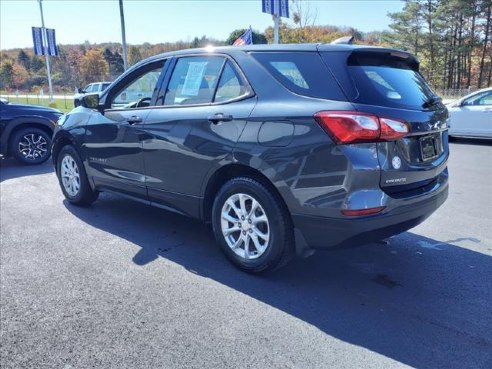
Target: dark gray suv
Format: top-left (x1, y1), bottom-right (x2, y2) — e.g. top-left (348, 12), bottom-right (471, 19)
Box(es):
top-left (52, 44), bottom-right (449, 272)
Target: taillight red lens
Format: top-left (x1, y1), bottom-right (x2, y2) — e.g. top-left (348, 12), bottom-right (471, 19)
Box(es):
top-left (380, 118), bottom-right (410, 140)
top-left (314, 111), bottom-right (409, 144)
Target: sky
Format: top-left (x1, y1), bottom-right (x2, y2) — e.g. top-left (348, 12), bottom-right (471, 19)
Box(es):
top-left (0, 0), bottom-right (404, 50)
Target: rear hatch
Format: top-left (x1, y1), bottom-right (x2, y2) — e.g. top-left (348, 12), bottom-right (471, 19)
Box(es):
top-left (319, 47), bottom-right (449, 195)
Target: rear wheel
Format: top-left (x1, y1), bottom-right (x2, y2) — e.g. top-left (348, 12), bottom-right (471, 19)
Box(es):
top-left (212, 177), bottom-right (294, 273)
top-left (10, 127), bottom-right (51, 165)
top-left (57, 145), bottom-right (98, 206)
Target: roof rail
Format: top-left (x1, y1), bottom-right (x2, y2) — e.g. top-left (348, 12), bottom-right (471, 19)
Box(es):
top-left (331, 36), bottom-right (354, 45)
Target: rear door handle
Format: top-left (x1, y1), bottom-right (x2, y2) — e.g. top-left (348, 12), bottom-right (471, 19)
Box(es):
top-left (127, 115), bottom-right (143, 124)
top-left (208, 113), bottom-right (233, 124)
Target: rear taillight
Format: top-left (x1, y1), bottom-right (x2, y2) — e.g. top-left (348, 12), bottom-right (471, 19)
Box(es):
top-left (314, 111), bottom-right (410, 144)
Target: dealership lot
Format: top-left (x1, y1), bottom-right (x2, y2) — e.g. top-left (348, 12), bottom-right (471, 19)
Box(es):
top-left (1, 140), bottom-right (491, 368)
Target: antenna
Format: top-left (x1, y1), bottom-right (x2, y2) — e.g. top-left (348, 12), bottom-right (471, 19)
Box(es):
top-left (331, 36), bottom-right (354, 45)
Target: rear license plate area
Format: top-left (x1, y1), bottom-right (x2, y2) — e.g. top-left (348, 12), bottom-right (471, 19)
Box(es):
top-left (420, 135), bottom-right (437, 161)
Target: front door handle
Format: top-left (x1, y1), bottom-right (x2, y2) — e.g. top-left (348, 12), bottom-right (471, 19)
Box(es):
top-left (127, 115), bottom-right (143, 124)
top-left (208, 113), bottom-right (233, 124)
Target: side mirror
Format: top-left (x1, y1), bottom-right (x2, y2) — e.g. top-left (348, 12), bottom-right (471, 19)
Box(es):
top-left (77, 87), bottom-right (84, 93)
top-left (80, 93), bottom-right (100, 109)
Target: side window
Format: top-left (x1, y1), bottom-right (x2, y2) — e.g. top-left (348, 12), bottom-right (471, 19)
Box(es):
top-left (110, 61), bottom-right (165, 109)
top-left (214, 61), bottom-right (246, 103)
top-left (463, 91), bottom-right (492, 106)
top-left (251, 52), bottom-right (346, 101)
top-left (164, 56), bottom-right (224, 106)
top-left (84, 84), bottom-right (94, 93)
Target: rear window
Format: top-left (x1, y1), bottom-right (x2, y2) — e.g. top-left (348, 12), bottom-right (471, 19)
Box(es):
top-left (347, 53), bottom-right (435, 110)
top-left (250, 52), bottom-right (346, 101)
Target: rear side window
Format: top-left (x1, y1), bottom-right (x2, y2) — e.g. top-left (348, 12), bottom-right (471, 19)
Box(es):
top-left (347, 53), bottom-right (435, 110)
top-left (165, 56), bottom-right (224, 106)
top-left (214, 61), bottom-right (246, 103)
top-left (250, 52), bottom-right (346, 101)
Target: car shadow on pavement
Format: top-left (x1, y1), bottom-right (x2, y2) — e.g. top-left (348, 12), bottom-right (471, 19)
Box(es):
top-left (449, 137), bottom-right (492, 146)
top-left (64, 193), bottom-right (492, 369)
top-left (0, 157), bottom-right (54, 182)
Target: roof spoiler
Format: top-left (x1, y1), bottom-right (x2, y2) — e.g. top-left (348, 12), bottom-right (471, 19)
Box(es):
top-left (331, 36), bottom-right (354, 45)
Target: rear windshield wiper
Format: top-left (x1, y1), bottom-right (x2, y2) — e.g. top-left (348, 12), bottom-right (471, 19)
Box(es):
top-left (422, 95), bottom-right (442, 109)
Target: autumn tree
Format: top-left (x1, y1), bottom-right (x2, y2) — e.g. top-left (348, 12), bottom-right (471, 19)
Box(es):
top-left (291, 0), bottom-right (318, 42)
top-left (0, 59), bottom-right (14, 90)
top-left (17, 50), bottom-right (31, 72)
top-left (12, 62), bottom-right (29, 89)
top-left (128, 46), bottom-right (142, 66)
top-left (103, 48), bottom-right (124, 77)
top-left (79, 49), bottom-right (109, 84)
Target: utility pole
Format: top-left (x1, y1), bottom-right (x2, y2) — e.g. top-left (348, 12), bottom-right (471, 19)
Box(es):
top-left (273, 0), bottom-right (279, 44)
top-left (38, 0), bottom-right (53, 101)
top-left (119, 0), bottom-right (128, 71)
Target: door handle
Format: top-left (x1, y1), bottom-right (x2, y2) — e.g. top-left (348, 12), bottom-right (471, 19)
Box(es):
top-left (208, 113), bottom-right (233, 124)
top-left (127, 115), bottom-right (143, 124)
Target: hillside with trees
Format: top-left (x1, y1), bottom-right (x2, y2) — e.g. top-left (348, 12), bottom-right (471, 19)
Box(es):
top-left (0, 0), bottom-right (490, 95)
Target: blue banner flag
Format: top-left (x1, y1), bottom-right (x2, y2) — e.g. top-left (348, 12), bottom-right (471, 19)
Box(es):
top-left (233, 28), bottom-right (253, 46)
top-left (278, 0), bottom-right (289, 18)
top-left (46, 28), bottom-right (58, 56)
top-left (32, 27), bottom-right (44, 55)
top-left (262, 0), bottom-right (289, 18)
top-left (262, 0), bottom-right (274, 15)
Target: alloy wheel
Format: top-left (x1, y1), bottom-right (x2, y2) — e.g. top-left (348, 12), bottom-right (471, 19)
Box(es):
top-left (220, 193), bottom-right (270, 260)
top-left (18, 133), bottom-right (48, 161)
top-left (60, 154), bottom-right (81, 197)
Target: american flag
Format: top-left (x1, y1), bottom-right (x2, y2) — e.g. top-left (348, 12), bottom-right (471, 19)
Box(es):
top-left (233, 28), bottom-right (253, 46)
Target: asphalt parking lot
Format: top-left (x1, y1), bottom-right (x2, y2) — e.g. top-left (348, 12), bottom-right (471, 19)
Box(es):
top-left (1, 140), bottom-right (491, 369)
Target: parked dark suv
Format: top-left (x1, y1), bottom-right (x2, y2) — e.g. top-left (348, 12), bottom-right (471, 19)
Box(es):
top-left (52, 44), bottom-right (449, 272)
top-left (0, 98), bottom-right (62, 164)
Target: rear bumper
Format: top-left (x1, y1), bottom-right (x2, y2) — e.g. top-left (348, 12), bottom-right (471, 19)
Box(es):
top-left (292, 172), bottom-right (448, 250)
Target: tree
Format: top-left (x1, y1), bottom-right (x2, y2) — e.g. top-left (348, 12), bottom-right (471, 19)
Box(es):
top-left (0, 60), bottom-right (14, 90)
top-left (226, 29), bottom-right (267, 45)
top-left (30, 55), bottom-right (44, 73)
top-left (291, 0), bottom-right (319, 42)
top-left (103, 48), bottom-right (124, 77)
top-left (12, 62), bottom-right (29, 89)
top-left (386, 0), bottom-right (424, 57)
top-left (17, 50), bottom-right (30, 72)
top-left (79, 49), bottom-right (109, 84)
top-left (128, 46), bottom-right (142, 66)
top-left (386, 0), bottom-right (491, 90)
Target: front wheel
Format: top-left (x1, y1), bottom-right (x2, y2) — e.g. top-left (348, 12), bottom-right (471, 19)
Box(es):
top-left (10, 128), bottom-right (51, 165)
top-left (212, 177), bottom-right (294, 273)
top-left (57, 145), bottom-right (98, 206)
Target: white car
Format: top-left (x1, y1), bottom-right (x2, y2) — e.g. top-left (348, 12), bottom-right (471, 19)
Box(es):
top-left (73, 82), bottom-right (111, 107)
top-left (447, 87), bottom-right (492, 139)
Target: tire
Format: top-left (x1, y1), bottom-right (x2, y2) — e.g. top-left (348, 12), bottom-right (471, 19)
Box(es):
top-left (212, 177), bottom-right (294, 273)
top-left (10, 127), bottom-right (52, 165)
top-left (56, 145), bottom-right (98, 206)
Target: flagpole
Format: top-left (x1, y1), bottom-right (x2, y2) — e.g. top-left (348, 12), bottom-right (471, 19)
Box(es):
top-left (38, 0), bottom-right (53, 102)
